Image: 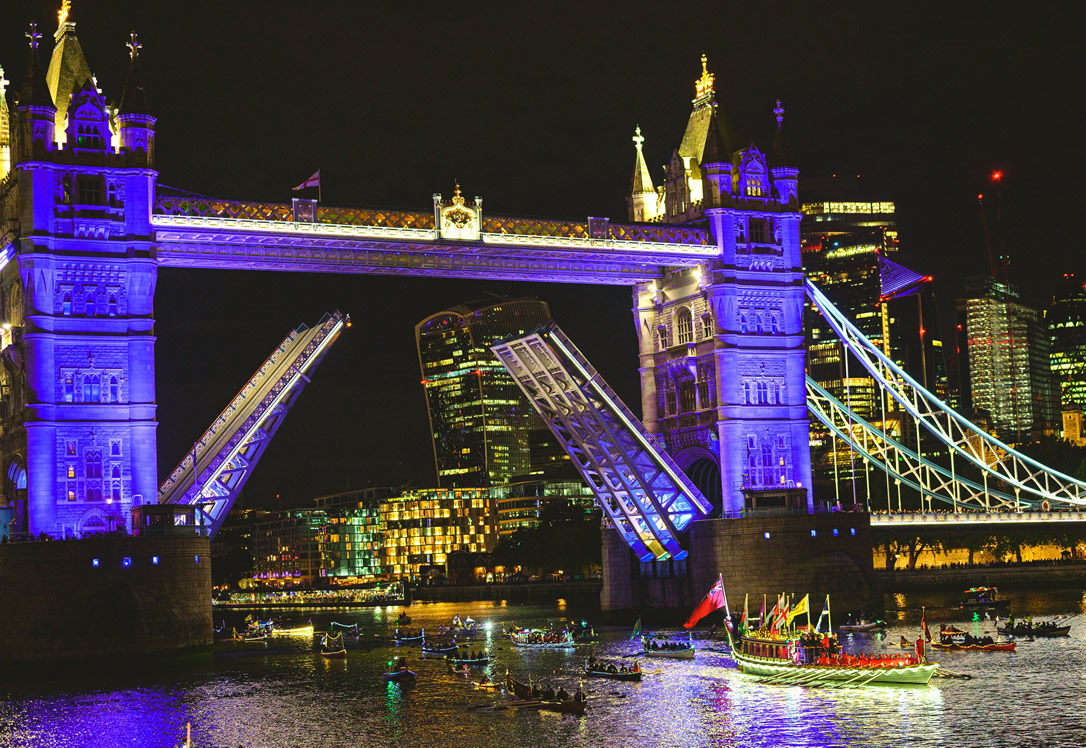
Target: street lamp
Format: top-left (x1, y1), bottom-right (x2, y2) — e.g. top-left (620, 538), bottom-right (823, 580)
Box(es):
top-left (106, 496), bottom-right (115, 533)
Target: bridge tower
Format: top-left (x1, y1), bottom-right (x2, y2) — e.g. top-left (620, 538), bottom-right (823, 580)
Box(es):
top-left (630, 60), bottom-right (812, 517)
top-left (0, 16), bottom-right (158, 537)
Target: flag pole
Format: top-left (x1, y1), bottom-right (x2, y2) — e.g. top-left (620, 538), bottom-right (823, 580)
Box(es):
top-left (318, 168), bottom-right (322, 203)
top-left (827, 594), bottom-right (833, 634)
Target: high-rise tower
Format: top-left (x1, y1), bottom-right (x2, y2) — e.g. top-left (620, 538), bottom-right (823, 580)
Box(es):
top-left (1, 13), bottom-right (158, 537)
top-left (1048, 273), bottom-right (1086, 408)
top-left (416, 299), bottom-right (550, 488)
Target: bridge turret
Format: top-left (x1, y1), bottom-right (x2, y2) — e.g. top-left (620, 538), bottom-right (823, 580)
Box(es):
top-left (627, 126), bottom-right (659, 222)
top-left (13, 23), bottom-right (57, 164)
top-left (117, 32), bottom-right (155, 167)
top-left (46, 1), bottom-right (94, 151)
top-left (769, 100), bottom-right (798, 205)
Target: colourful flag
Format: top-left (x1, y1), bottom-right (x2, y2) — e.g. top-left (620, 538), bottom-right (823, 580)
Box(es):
top-left (787, 594), bottom-right (810, 624)
top-left (921, 607), bottom-right (931, 642)
top-left (814, 595), bottom-right (830, 633)
top-left (630, 616), bottom-right (642, 640)
top-left (759, 596), bottom-right (767, 628)
top-left (740, 593), bottom-right (749, 635)
top-left (683, 574), bottom-right (726, 629)
top-left (292, 169), bottom-right (320, 191)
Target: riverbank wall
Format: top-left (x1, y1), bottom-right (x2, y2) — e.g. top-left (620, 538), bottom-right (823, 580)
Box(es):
top-left (411, 581), bottom-right (602, 603)
top-left (877, 564), bottom-right (1086, 591)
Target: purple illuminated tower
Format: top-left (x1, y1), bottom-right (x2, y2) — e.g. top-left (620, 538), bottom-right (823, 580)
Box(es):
top-left (629, 61), bottom-right (812, 516)
top-left (1, 19), bottom-right (158, 536)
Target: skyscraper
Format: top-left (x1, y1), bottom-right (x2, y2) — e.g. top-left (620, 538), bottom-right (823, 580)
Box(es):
top-left (1048, 273), bottom-right (1086, 408)
top-left (416, 299), bottom-right (550, 487)
top-left (957, 275), bottom-right (1057, 442)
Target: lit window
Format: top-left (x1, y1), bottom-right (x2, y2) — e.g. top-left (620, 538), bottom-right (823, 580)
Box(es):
top-left (810, 530), bottom-right (817, 537)
top-left (764, 532), bottom-right (771, 540)
top-left (92, 558), bottom-right (100, 567)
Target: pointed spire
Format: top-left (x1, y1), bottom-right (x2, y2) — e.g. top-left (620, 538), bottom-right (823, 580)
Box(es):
top-left (770, 98), bottom-right (792, 168)
top-left (120, 31), bottom-right (151, 115)
top-left (19, 22), bottom-right (54, 109)
top-left (630, 125), bottom-right (655, 196)
top-left (700, 109), bottom-right (731, 166)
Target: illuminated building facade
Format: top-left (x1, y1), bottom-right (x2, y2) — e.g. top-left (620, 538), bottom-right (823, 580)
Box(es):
top-left (957, 275), bottom-right (1057, 442)
top-left (380, 488), bottom-right (497, 580)
top-left (1, 16), bottom-right (158, 537)
top-left (492, 478), bottom-right (598, 535)
top-left (322, 505), bottom-right (383, 581)
top-left (1047, 273), bottom-right (1086, 408)
top-left (416, 299), bottom-right (550, 487)
top-left (250, 510), bottom-right (329, 587)
top-left (628, 59), bottom-right (812, 513)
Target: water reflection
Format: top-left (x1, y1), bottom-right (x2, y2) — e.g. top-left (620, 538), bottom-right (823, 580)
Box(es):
top-left (1, 593), bottom-right (1083, 747)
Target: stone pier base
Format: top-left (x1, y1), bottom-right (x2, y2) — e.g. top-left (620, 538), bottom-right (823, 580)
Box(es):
top-left (601, 511), bottom-right (879, 619)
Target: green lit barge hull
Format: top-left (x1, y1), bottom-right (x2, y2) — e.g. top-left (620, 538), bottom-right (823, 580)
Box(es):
top-left (733, 651), bottom-right (938, 685)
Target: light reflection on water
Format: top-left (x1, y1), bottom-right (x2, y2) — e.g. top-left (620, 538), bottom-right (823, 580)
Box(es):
top-left (1, 592), bottom-right (1085, 747)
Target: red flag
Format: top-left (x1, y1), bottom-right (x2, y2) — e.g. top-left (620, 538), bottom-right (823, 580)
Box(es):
top-left (683, 575), bottom-right (725, 629)
top-left (292, 170), bottom-right (321, 191)
top-left (921, 607), bottom-right (931, 642)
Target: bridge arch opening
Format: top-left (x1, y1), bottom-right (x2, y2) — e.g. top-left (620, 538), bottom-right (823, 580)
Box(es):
top-left (676, 449), bottom-right (721, 516)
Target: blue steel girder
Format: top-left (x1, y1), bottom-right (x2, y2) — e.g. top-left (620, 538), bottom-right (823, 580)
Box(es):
top-left (806, 376), bottom-right (1023, 512)
top-left (158, 311), bottom-right (347, 537)
top-left (806, 279), bottom-right (1086, 507)
top-left (491, 322), bottom-right (711, 561)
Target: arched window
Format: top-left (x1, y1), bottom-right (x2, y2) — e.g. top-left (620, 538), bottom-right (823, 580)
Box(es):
top-left (109, 376), bottom-right (119, 403)
top-left (743, 381), bottom-right (751, 404)
top-left (657, 326), bottom-right (670, 350)
top-left (111, 441), bottom-right (121, 457)
top-left (67, 465), bottom-right (75, 479)
top-left (62, 292), bottom-right (72, 316)
top-left (676, 308), bottom-right (693, 345)
top-left (739, 314), bottom-right (748, 334)
top-left (771, 315), bottom-right (780, 334)
top-left (88, 375), bottom-right (100, 403)
top-left (86, 292), bottom-right (96, 316)
top-left (81, 375), bottom-right (91, 402)
top-left (85, 452), bottom-right (102, 480)
top-left (112, 481), bottom-right (121, 502)
top-left (108, 294), bottom-right (118, 317)
top-left (679, 381), bottom-right (697, 413)
top-left (111, 465), bottom-right (121, 480)
top-left (701, 312), bottom-right (714, 339)
top-left (64, 373), bottom-right (74, 402)
top-left (773, 383), bottom-right (782, 404)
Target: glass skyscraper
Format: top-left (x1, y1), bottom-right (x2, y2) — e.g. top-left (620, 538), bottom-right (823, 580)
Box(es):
top-left (1048, 273), bottom-right (1086, 408)
top-left (416, 299), bottom-right (551, 487)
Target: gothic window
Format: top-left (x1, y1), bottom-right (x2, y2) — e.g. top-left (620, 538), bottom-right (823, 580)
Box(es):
top-left (751, 315), bottom-right (762, 333)
top-left (111, 465), bottom-right (121, 481)
top-left (750, 219), bottom-right (767, 243)
top-left (66, 441), bottom-right (76, 456)
top-left (85, 450), bottom-right (102, 502)
top-left (67, 486), bottom-right (76, 502)
top-left (770, 315), bottom-right (780, 334)
top-left (697, 360), bottom-right (715, 409)
top-left (76, 175), bottom-right (104, 205)
top-left (772, 383), bottom-right (782, 404)
top-left (739, 314), bottom-right (748, 334)
top-left (112, 481), bottom-right (121, 502)
top-left (85, 292), bottom-right (96, 316)
top-left (67, 464), bottom-right (76, 479)
top-left (110, 440), bottom-right (121, 457)
top-left (64, 373), bottom-right (74, 402)
top-left (83, 375), bottom-right (100, 402)
top-left (676, 308), bottom-right (693, 346)
top-left (679, 381), bottom-right (697, 413)
top-left (657, 325), bottom-right (670, 350)
top-left (778, 436), bottom-right (786, 449)
top-left (108, 294), bottom-right (118, 317)
top-left (62, 292), bottom-right (72, 316)
top-left (109, 376), bottom-right (119, 403)
top-left (756, 382), bottom-right (769, 405)
top-left (701, 312), bottom-right (714, 339)
top-left (743, 381), bottom-right (751, 404)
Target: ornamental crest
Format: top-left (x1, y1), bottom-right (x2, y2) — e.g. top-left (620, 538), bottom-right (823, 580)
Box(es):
top-left (435, 184), bottom-right (481, 241)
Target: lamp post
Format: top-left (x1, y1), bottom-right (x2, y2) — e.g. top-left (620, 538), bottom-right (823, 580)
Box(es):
top-left (106, 496), bottom-right (115, 533)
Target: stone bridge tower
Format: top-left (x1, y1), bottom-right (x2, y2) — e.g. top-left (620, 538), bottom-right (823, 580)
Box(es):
top-left (628, 59), bottom-right (812, 517)
top-left (1, 15), bottom-right (158, 537)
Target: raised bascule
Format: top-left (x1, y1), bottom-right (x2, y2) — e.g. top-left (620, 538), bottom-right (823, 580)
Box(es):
top-left (3, 8), bottom-right (1086, 618)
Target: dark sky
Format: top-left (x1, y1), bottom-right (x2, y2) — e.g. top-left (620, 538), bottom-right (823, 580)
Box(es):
top-left (4, 2), bottom-right (1083, 508)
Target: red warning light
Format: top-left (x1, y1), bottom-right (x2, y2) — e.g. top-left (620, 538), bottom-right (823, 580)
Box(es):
top-left (991, 170), bottom-right (1003, 182)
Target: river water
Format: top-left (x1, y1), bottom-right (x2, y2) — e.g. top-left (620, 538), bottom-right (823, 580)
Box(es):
top-left (2, 589), bottom-right (1085, 747)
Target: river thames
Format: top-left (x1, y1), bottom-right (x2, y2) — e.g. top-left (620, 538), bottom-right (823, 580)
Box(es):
top-left (2, 588), bottom-right (1085, 747)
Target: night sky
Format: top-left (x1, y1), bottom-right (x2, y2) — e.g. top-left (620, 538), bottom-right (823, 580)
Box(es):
top-left (4, 2), bottom-right (1082, 508)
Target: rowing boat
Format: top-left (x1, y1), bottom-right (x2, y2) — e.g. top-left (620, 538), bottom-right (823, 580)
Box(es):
top-left (732, 647), bottom-right (938, 685)
top-left (641, 637), bottom-right (694, 659)
top-left (504, 673), bottom-right (586, 715)
top-left (838, 621), bottom-right (885, 633)
top-left (931, 641), bottom-right (1015, 652)
top-left (582, 667), bottom-right (642, 681)
top-left (383, 669), bottom-right (417, 683)
top-left (421, 643), bottom-right (459, 656)
top-left (447, 656), bottom-right (489, 665)
top-left (996, 624), bottom-right (1071, 638)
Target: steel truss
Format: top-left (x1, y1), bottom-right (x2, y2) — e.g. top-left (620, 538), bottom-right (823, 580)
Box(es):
top-left (491, 323), bottom-right (711, 561)
top-left (807, 279), bottom-right (1086, 507)
top-left (806, 377), bottom-right (1021, 511)
top-left (158, 311), bottom-right (347, 537)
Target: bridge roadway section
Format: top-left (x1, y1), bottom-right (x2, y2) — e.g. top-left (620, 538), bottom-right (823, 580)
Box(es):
top-left (149, 197), bottom-right (718, 282)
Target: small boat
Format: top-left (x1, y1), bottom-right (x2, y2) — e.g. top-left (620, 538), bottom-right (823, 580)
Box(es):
top-left (383, 668), bottom-right (417, 683)
top-left (997, 622), bottom-right (1071, 638)
top-left (472, 679), bottom-right (500, 692)
top-left (505, 672), bottom-right (587, 715)
top-left (509, 629), bottom-right (576, 649)
top-left (582, 666), bottom-right (642, 681)
top-left (931, 641), bottom-right (1015, 652)
top-left (959, 586), bottom-right (1010, 612)
top-left (641, 637), bottom-right (694, 659)
top-left (396, 613), bottom-right (412, 625)
top-left (329, 622), bottom-right (359, 635)
top-left (447, 655), bottom-right (489, 666)
top-left (421, 643), bottom-right (459, 656)
top-left (838, 620), bottom-right (886, 633)
top-left (394, 628), bottom-right (424, 644)
top-left (320, 632), bottom-right (347, 658)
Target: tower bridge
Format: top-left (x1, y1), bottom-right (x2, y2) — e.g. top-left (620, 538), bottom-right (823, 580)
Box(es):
top-left (1, 9), bottom-right (1083, 616)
